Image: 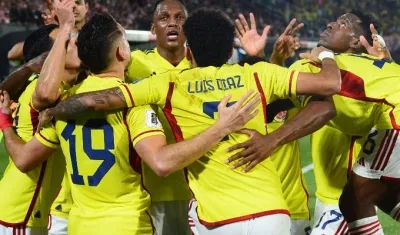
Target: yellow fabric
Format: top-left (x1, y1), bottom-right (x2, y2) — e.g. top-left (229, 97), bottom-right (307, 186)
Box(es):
top-left (268, 106), bottom-right (310, 220)
top-left (0, 77), bottom-right (65, 228)
top-left (120, 62), bottom-right (298, 224)
top-left (290, 53), bottom-right (400, 204)
top-left (126, 48), bottom-right (192, 201)
top-left (36, 75), bottom-right (164, 234)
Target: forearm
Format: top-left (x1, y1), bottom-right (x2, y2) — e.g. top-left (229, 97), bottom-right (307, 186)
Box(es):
top-left (48, 87), bottom-right (127, 119)
top-left (3, 128), bottom-right (30, 170)
top-left (33, 29), bottom-right (70, 110)
top-left (269, 98), bottom-right (336, 146)
top-left (0, 65), bottom-right (32, 101)
top-left (156, 122), bottom-right (231, 176)
top-left (318, 58), bottom-right (342, 94)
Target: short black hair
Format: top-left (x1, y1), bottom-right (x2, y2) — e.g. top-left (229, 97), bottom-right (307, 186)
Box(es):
top-left (76, 13), bottom-right (122, 74)
top-left (183, 8), bottom-right (235, 67)
top-left (238, 56), bottom-right (266, 66)
top-left (350, 10), bottom-right (379, 46)
top-left (152, 0), bottom-right (186, 15)
top-left (23, 24), bottom-right (58, 63)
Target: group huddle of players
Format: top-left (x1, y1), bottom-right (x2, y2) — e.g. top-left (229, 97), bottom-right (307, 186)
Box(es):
top-left (0, 0), bottom-right (399, 235)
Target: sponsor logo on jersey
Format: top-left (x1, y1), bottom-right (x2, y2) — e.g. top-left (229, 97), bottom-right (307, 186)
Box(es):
top-left (146, 109), bottom-right (162, 128)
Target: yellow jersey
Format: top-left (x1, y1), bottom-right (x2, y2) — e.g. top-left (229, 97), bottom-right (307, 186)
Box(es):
top-left (36, 75), bottom-right (164, 235)
top-left (268, 105), bottom-right (310, 220)
top-left (126, 48), bottom-right (192, 201)
top-left (120, 62), bottom-right (300, 225)
top-left (290, 54), bottom-right (400, 204)
top-left (0, 77), bottom-right (65, 228)
top-left (50, 174), bottom-right (72, 219)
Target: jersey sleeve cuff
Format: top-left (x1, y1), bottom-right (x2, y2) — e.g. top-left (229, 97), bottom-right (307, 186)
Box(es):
top-left (289, 70), bottom-right (299, 97)
top-left (119, 83), bottom-right (135, 107)
top-left (35, 132), bottom-right (60, 149)
top-left (132, 130), bottom-right (164, 146)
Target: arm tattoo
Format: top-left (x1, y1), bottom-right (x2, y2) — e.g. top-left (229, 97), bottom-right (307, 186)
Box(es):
top-left (49, 87), bottom-right (127, 119)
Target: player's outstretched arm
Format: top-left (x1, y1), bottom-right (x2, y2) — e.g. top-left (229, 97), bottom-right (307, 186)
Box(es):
top-left (297, 47), bottom-right (341, 96)
top-left (43, 87), bottom-right (128, 122)
top-left (0, 52), bottom-right (48, 101)
top-left (135, 91), bottom-right (261, 177)
top-left (0, 91), bottom-right (56, 173)
top-left (32, 0), bottom-right (76, 111)
top-left (226, 96), bottom-right (336, 172)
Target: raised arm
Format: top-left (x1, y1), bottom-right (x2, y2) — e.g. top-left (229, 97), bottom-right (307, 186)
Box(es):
top-left (296, 47), bottom-right (342, 96)
top-left (32, 0), bottom-right (76, 111)
top-left (135, 91), bottom-right (261, 177)
top-left (226, 96), bottom-right (336, 172)
top-left (0, 91), bottom-right (56, 173)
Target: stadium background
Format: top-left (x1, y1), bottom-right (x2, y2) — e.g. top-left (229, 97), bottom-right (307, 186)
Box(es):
top-left (0, 0), bottom-right (399, 233)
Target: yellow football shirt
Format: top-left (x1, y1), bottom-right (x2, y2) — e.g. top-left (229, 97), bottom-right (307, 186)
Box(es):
top-left (290, 54), bottom-right (400, 204)
top-left (120, 62), bottom-right (299, 225)
top-left (50, 174), bottom-right (72, 219)
top-left (36, 75), bottom-right (164, 235)
top-left (268, 105), bottom-right (310, 220)
top-left (0, 76), bottom-right (65, 228)
top-left (126, 48), bottom-right (192, 201)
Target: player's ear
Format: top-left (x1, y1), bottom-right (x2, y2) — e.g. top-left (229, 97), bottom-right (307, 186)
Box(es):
top-left (151, 23), bottom-right (156, 35)
top-left (116, 46), bottom-right (127, 62)
top-left (350, 37), bottom-right (363, 51)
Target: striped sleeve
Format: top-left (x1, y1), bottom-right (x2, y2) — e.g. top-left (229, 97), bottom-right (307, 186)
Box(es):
top-left (35, 124), bottom-right (60, 149)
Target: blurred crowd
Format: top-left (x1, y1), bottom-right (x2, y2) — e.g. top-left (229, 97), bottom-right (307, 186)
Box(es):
top-left (0, 0), bottom-right (399, 43)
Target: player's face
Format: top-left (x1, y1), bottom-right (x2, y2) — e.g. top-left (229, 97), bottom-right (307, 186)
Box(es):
top-left (318, 13), bottom-right (363, 53)
top-left (151, 0), bottom-right (187, 51)
top-left (65, 37), bottom-right (81, 69)
top-left (74, 0), bottom-right (88, 24)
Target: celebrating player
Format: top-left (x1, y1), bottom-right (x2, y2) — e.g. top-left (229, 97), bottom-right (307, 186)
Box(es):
top-left (0, 12), bottom-right (260, 235)
top-left (126, 1), bottom-right (192, 234)
top-left (40, 8), bottom-right (341, 234)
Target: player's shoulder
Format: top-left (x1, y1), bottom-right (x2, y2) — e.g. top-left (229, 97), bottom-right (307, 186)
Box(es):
top-left (69, 75), bottom-right (124, 95)
top-left (131, 48), bottom-right (155, 59)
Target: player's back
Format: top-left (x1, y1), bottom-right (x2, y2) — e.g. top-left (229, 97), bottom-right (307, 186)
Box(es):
top-left (292, 54), bottom-right (400, 136)
top-left (0, 76), bottom-right (65, 228)
top-left (53, 76), bottom-right (152, 233)
top-left (123, 61), bottom-right (299, 224)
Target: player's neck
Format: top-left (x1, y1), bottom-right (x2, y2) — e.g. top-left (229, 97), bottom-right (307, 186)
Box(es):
top-left (74, 21), bottom-right (85, 34)
top-left (95, 65), bottom-right (125, 81)
top-left (63, 68), bottom-right (80, 86)
top-left (157, 46), bottom-right (185, 66)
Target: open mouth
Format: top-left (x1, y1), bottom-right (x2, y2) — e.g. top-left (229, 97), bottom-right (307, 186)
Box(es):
top-left (167, 31), bottom-right (179, 40)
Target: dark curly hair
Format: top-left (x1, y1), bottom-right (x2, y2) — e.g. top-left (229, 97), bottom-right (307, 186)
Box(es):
top-left (183, 8), bottom-right (235, 67)
top-left (23, 24), bottom-right (58, 63)
top-left (76, 13), bottom-right (122, 74)
top-left (351, 10), bottom-right (379, 46)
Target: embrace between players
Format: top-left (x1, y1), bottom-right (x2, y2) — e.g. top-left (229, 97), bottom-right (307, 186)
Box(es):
top-left (0, 0), bottom-right (398, 235)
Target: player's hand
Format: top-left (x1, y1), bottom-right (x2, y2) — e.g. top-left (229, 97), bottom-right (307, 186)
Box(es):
top-left (217, 90), bottom-right (261, 135)
top-left (360, 24), bottom-right (392, 61)
top-left (225, 129), bottom-right (279, 172)
top-left (299, 46), bottom-right (332, 63)
top-left (270, 18), bottom-right (304, 64)
top-left (39, 109), bottom-right (54, 127)
top-left (54, 0), bottom-right (76, 32)
top-left (26, 52), bottom-right (49, 74)
top-left (235, 13), bottom-right (270, 58)
top-left (0, 90), bottom-right (13, 116)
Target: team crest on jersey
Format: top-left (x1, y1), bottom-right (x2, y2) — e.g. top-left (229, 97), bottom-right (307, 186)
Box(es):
top-left (146, 109), bottom-right (162, 128)
top-left (274, 111), bottom-right (288, 122)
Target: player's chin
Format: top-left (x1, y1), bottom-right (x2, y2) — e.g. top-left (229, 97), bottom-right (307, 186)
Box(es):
top-left (165, 41), bottom-right (181, 49)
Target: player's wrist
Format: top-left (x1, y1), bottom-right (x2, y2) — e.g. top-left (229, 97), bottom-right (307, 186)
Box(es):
top-left (318, 51), bottom-right (335, 62)
top-left (0, 112), bottom-right (13, 131)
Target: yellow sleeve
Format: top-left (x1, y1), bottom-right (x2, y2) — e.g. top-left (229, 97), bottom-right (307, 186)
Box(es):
top-left (119, 75), bottom-right (164, 108)
top-left (255, 62), bottom-right (299, 98)
top-left (35, 123), bottom-right (60, 149)
top-left (127, 106), bottom-right (165, 146)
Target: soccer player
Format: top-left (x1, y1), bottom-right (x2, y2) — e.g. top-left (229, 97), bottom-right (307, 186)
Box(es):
top-left (126, 1), bottom-right (192, 234)
top-left (41, 8), bottom-right (341, 234)
top-left (230, 11), bottom-right (400, 235)
top-left (233, 14), bottom-right (320, 235)
top-left (0, 12), bottom-right (260, 235)
top-left (0, 1), bottom-right (80, 235)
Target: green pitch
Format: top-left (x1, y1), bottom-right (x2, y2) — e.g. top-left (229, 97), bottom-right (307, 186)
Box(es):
top-left (0, 133), bottom-right (399, 233)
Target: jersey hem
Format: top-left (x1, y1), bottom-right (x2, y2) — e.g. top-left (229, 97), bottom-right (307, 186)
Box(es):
top-left (197, 209), bottom-right (290, 227)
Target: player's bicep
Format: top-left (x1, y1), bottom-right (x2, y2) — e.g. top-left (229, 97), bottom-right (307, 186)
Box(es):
top-left (259, 63), bottom-right (299, 99)
top-left (134, 135), bottom-right (167, 170)
top-left (122, 76), bottom-right (162, 107)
